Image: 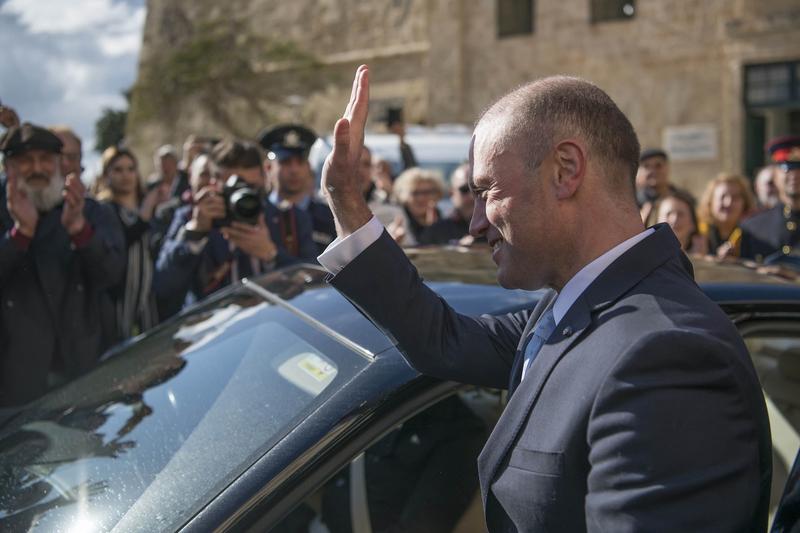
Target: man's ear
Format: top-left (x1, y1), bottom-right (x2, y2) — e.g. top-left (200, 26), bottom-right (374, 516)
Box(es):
top-left (553, 140), bottom-right (586, 200)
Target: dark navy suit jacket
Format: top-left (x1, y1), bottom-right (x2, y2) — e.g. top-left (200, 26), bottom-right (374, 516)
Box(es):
top-left (155, 201), bottom-right (316, 319)
top-left (330, 223), bottom-right (771, 532)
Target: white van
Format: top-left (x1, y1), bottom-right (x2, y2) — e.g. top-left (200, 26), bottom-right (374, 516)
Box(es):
top-left (308, 124), bottom-right (473, 186)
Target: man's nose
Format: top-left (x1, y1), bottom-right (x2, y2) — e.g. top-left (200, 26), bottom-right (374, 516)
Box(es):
top-left (31, 156), bottom-right (46, 174)
top-left (469, 199), bottom-right (488, 237)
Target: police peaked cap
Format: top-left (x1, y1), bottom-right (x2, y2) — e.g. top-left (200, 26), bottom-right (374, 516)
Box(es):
top-left (257, 124), bottom-right (317, 161)
top-left (0, 123), bottom-right (63, 157)
top-left (767, 135), bottom-right (800, 168)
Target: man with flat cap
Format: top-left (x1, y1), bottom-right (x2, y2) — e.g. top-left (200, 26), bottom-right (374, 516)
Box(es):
top-left (741, 135), bottom-right (800, 264)
top-left (259, 124), bottom-right (336, 255)
top-left (634, 147), bottom-right (678, 222)
top-left (0, 123), bottom-right (125, 406)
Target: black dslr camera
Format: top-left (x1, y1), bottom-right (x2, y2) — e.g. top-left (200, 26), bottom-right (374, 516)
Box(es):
top-left (213, 175), bottom-right (262, 227)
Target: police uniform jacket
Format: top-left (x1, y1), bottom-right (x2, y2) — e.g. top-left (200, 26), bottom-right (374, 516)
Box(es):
top-left (154, 200), bottom-right (317, 319)
top-left (740, 204), bottom-right (800, 261)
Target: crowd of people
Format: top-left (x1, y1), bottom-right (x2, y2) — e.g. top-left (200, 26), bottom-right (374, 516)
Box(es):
top-left (0, 96), bottom-right (798, 408)
top-left (635, 141), bottom-right (800, 266)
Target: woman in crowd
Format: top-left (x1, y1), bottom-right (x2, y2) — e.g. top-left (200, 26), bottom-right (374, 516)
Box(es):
top-left (651, 189), bottom-right (706, 254)
top-left (389, 167), bottom-right (446, 246)
top-left (697, 173), bottom-right (755, 258)
top-left (97, 146), bottom-right (168, 340)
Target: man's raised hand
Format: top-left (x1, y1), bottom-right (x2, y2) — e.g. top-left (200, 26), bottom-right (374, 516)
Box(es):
top-left (321, 65), bottom-right (373, 236)
top-left (61, 172), bottom-right (86, 235)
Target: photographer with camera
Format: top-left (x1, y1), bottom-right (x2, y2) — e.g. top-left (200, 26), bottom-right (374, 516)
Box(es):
top-left (154, 139), bottom-right (316, 319)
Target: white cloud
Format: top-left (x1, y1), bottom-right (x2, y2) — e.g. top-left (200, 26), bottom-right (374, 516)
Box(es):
top-left (1, 0), bottom-right (141, 36)
top-left (0, 0), bottom-right (146, 181)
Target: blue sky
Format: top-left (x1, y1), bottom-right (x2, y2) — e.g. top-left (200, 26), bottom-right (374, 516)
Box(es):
top-left (0, 0), bottom-right (146, 177)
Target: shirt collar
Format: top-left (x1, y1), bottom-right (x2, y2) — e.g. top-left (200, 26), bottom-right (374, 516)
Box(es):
top-left (552, 228), bottom-right (655, 324)
top-left (268, 190), bottom-right (312, 210)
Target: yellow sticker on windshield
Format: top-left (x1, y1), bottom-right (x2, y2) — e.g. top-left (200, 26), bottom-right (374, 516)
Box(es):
top-left (298, 353), bottom-right (336, 382)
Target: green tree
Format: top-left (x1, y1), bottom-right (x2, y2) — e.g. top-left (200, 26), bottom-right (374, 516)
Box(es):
top-left (94, 107), bottom-right (127, 153)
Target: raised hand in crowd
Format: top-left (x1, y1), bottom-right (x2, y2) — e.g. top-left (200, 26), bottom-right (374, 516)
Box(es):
top-left (5, 172), bottom-right (38, 237)
top-left (139, 182), bottom-right (170, 222)
top-left (321, 65), bottom-right (372, 235)
top-left (61, 172), bottom-right (87, 235)
top-left (186, 185), bottom-right (225, 232)
top-left (386, 213), bottom-right (406, 244)
top-left (221, 215), bottom-right (278, 262)
top-left (424, 199), bottom-right (439, 226)
top-left (0, 103), bottom-right (20, 130)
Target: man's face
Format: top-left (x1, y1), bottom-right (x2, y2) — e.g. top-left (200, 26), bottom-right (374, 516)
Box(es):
top-left (636, 156), bottom-right (670, 198)
top-left (450, 165), bottom-right (474, 220)
top-left (469, 127), bottom-right (555, 290)
top-left (56, 133), bottom-right (82, 177)
top-left (778, 165), bottom-right (800, 203)
top-left (7, 149), bottom-right (59, 190)
top-left (160, 154), bottom-right (178, 177)
top-left (271, 155), bottom-right (312, 196)
top-left (755, 166), bottom-right (780, 208)
top-left (6, 149), bottom-right (64, 211)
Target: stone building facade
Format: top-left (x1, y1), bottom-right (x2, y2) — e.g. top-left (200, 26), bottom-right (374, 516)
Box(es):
top-left (128, 0), bottom-right (800, 192)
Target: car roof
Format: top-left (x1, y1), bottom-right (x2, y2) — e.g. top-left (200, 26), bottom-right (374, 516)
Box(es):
top-left (403, 245), bottom-right (800, 301)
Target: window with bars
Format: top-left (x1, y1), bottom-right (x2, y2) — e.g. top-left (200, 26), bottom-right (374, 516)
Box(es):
top-left (497, 0), bottom-right (533, 38)
top-left (745, 61), bottom-right (800, 107)
top-left (591, 0), bottom-right (635, 23)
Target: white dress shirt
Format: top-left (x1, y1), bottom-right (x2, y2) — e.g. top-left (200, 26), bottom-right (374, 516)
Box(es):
top-left (319, 216), bottom-right (654, 373)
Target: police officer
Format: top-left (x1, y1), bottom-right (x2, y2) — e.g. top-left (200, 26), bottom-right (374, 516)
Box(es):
top-left (741, 135), bottom-right (800, 265)
top-left (258, 124), bottom-right (336, 255)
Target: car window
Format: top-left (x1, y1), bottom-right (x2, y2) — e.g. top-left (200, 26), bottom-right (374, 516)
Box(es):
top-left (742, 322), bottom-right (800, 524)
top-left (270, 388), bottom-right (503, 533)
top-left (0, 288), bottom-right (372, 532)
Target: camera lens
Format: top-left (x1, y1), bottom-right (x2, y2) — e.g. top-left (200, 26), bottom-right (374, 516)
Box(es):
top-left (230, 189), bottom-right (261, 224)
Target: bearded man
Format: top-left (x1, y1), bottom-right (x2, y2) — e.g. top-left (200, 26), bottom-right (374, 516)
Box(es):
top-left (0, 123), bottom-right (125, 406)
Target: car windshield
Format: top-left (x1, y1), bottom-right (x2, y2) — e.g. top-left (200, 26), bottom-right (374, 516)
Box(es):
top-left (0, 286), bottom-right (373, 532)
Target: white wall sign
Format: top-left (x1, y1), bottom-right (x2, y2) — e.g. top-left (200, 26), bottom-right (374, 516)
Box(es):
top-left (662, 124), bottom-right (718, 161)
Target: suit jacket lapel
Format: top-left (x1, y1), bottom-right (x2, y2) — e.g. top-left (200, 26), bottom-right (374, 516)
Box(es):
top-left (478, 224), bottom-right (687, 508)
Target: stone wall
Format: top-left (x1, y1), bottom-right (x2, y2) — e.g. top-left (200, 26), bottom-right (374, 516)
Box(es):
top-left (129, 0), bottom-right (800, 190)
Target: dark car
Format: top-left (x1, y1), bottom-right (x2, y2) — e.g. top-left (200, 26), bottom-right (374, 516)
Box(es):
top-left (0, 247), bottom-right (799, 532)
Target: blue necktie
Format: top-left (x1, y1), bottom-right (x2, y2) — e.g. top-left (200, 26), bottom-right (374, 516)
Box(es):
top-left (521, 307), bottom-right (557, 381)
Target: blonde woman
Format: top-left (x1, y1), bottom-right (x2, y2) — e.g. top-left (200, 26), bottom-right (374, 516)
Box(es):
top-left (697, 173), bottom-right (755, 258)
top-left (388, 167), bottom-right (447, 245)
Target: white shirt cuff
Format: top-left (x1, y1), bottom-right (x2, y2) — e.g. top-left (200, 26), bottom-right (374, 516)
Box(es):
top-left (317, 216), bottom-right (384, 275)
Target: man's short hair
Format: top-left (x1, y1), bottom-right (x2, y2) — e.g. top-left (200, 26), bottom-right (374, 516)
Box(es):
top-left (639, 148), bottom-right (668, 163)
top-left (479, 76), bottom-right (641, 194)
top-left (211, 139), bottom-right (264, 169)
top-left (48, 125), bottom-right (82, 150)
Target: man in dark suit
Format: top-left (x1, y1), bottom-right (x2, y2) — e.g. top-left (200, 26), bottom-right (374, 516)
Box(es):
top-left (316, 66), bottom-right (771, 532)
